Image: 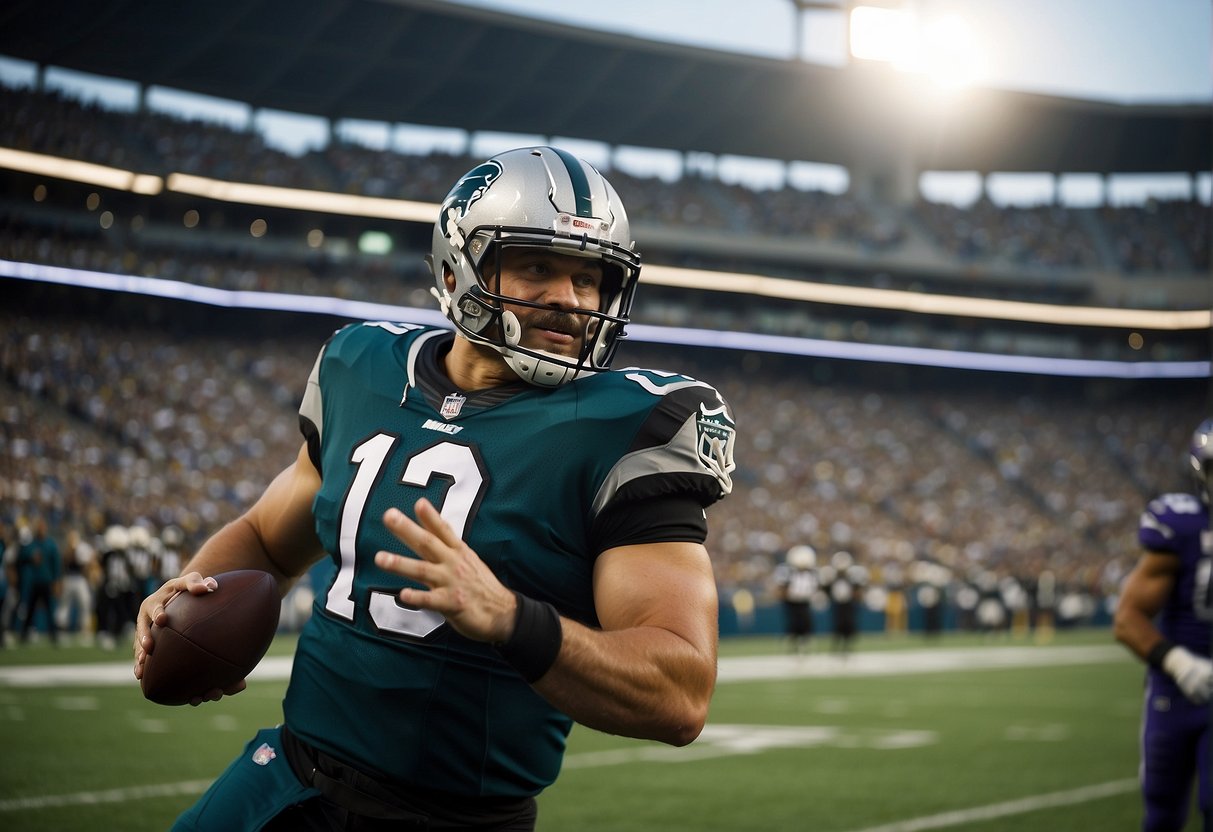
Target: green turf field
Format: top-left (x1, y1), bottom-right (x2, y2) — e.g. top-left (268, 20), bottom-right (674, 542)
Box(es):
top-left (0, 628), bottom-right (1200, 831)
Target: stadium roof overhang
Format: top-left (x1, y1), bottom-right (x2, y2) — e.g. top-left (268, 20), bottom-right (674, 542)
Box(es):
top-left (2, 0), bottom-right (1209, 175)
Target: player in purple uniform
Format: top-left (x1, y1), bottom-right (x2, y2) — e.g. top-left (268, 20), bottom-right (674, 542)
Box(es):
top-left (1114, 417), bottom-right (1213, 832)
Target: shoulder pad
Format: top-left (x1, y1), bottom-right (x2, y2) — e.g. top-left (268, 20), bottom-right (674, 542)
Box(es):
top-left (1140, 492), bottom-right (1207, 550)
top-left (589, 367), bottom-right (737, 509)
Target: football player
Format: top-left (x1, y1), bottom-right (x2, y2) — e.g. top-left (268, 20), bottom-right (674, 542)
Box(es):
top-left (773, 545), bottom-right (818, 654)
top-left (822, 550), bottom-right (866, 656)
top-left (1114, 417), bottom-right (1212, 832)
top-left (134, 146), bottom-right (736, 831)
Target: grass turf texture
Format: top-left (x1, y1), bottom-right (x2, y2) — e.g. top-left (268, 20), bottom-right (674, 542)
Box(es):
top-left (0, 629), bottom-right (1200, 831)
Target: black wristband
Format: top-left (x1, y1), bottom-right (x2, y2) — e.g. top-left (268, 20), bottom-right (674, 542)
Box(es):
top-left (495, 591), bottom-right (563, 684)
top-left (1146, 639), bottom-right (1175, 670)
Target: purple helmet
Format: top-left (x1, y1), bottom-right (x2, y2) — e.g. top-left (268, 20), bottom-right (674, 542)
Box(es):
top-left (1190, 417), bottom-right (1213, 503)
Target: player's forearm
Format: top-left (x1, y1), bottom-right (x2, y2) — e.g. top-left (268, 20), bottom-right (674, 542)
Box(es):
top-left (181, 516), bottom-right (300, 597)
top-left (533, 618), bottom-right (716, 747)
top-left (181, 449), bottom-right (324, 594)
top-left (1112, 603), bottom-right (1164, 662)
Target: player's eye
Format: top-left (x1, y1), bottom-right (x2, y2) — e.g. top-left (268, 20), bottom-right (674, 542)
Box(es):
top-left (573, 272), bottom-right (601, 290)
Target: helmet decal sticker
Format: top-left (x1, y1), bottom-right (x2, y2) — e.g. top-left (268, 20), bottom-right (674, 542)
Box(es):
top-left (439, 160), bottom-right (504, 245)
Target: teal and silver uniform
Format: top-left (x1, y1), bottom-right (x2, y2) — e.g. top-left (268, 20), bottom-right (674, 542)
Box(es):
top-left (284, 321), bottom-right (736, 799)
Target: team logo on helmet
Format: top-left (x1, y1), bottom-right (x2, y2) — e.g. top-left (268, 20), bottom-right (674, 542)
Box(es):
top-left (439, 160), bottom-right (504, 247)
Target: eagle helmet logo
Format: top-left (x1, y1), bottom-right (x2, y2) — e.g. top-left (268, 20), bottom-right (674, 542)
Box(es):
top-left (439, 160), bottom-right (503, 248)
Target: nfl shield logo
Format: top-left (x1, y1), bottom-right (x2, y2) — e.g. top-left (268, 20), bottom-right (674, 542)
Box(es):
top-left (251, 743), bottom-right (277, 766)
top-left (440, 393), bottom-right (466, 420)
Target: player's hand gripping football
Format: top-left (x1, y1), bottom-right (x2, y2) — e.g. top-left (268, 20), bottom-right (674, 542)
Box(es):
top-left (133, 572), bottom-right (248, 705)
top-left (1162, 645), bottom-right (1213, 705)
top-left (376, 499), bottom-right (518, 644)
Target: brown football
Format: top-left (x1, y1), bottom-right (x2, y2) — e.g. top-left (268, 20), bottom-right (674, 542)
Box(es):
top-left (140, 570), bottom-right (280, 706)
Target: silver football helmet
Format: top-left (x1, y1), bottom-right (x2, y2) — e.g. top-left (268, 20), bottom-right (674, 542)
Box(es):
top-left (1190, 417), bottom-right (1213, 503)
top-left (427, 146), bottom-right (641, 387)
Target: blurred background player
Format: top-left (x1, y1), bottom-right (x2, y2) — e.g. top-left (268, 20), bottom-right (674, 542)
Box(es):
top-left (96, 525), bottom-right (134, 649)
top-left (773, 545), bottom-right (818, 655)
top-left (1030, 567), bottom-right (1058, 644)
top-left (917, 582), bottom-right (944, 640)
top-left (17, 517), bottom-right (61, 645)
top-left (975, 569), bottom-right (1009, 639)
top-left (821, 551), bottom-right (865, 657)
top-left (0, 521), bottom-right (15, 647)
top-left (54, 527), bottom-right (98, 645)
top-left (1113, 417), bottom-right (1212, 832)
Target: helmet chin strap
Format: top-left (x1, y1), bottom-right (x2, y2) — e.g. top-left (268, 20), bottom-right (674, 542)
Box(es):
top-left (503, 351), bottom-right (579, 387)
top-left (500, 310), bottom-right (583, 388)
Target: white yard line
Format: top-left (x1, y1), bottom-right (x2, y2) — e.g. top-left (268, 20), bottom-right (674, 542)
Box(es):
top-left (0, 780), bottom-right (213, 812)
top-left (715, 645), bottom-right (1127, 682)
top-left (0, 773), bottom-right (1138, 823)
top-left (840, 778), bottom-right (1138, 832)
top-left (0, 645), bottom-right (1128, 688)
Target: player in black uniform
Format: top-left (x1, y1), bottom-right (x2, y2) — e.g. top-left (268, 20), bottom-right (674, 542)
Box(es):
top-left (134, 146), bottom-right (736, 831)
top-left (773, 545), bottom-right (818, 654)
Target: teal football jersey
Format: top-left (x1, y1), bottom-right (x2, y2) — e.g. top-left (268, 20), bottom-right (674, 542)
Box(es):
top-left (284, 322), bottom-right (736, 798)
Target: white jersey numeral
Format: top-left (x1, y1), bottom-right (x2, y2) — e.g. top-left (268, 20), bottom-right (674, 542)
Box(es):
top-left (325, 435), bottom-right (487, 639)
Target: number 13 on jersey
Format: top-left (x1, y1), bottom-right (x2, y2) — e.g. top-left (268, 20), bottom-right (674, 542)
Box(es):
top-left (324, 433), bottom-right (487, 639)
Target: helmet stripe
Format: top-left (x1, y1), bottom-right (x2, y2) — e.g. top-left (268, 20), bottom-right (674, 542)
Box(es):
top-left (549, 146), bottom-right (595, 218)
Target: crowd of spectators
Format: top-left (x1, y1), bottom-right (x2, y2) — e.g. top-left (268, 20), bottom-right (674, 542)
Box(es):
top-left (692, 352), bottom-right (1194, 608)
top-left (1, 308), bottom-right (1201, 643)
top-left (910, 199), bottom-right (1102, 269)
top-left (1, 312), bottom-right (310, 542)
top-left (2, 84), bottom-right (1209, 277)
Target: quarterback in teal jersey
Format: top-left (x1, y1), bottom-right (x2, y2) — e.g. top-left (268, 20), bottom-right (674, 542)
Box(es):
top-left (135, 146), bottom-right (736, 831)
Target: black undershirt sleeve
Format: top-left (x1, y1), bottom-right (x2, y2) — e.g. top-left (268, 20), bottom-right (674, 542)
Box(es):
top-left (591, 494), bottom-right (709, 554)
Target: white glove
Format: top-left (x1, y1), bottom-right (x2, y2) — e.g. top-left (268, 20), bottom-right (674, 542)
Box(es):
top-left (1161, 645), bottom-right (1213, 705)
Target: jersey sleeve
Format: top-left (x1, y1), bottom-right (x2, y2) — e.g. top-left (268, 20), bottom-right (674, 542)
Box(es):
top-left (298, 324), bottom-right (360, 475)
top-left (298, 343), bottom-right (327, 474)
top-left (591, 494), bottom-right (709, 551)
top-left (591, 376), bottom-right (737, 519)
top-left (1139, 492), bottom-right (1206, 555)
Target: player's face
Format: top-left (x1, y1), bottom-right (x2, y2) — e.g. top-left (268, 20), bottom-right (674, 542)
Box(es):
top-left (491, 247), bottom-right (604, 358)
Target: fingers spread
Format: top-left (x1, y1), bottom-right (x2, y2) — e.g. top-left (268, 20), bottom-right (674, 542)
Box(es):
top-left (384, 505), bottom-right (450, 562)
top-left (414, 498), bottom-right (463, 548)
top-left (375, 550), bottom-right (427, 581)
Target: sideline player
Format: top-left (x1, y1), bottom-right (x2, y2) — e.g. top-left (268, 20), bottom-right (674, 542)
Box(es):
top-left (1114, 417), bottom-right (1212, 832)
top-left (773, 545), bottom-right (818, 654)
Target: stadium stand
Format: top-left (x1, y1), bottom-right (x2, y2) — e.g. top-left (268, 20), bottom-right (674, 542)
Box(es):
top-left (1, 85), bottom-right (1209, 370)
top-left (1, 85), bottom-right (1209, 282)
top-left (1, 280), bottom-right (1202, 636)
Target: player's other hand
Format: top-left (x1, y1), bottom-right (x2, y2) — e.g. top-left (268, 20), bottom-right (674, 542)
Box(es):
top-left (375, 500), bottom-right (517, 644)
top-left (132, 572), bottom-right (218, 681)
top-left (1162, 645), bottom-right (1213, 704)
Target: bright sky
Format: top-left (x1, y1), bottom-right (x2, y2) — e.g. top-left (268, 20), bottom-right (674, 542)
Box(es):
top-left (1, 0), bottom-right (1209, 205)
top-left (453, 0), bottom-right (1213, 104)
